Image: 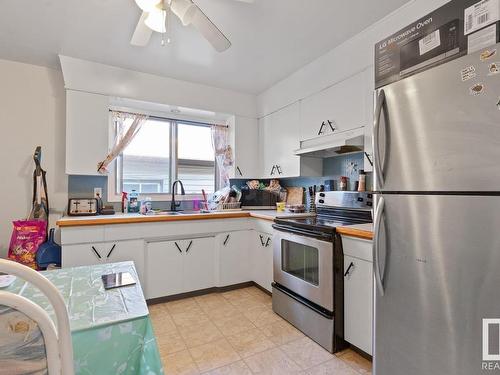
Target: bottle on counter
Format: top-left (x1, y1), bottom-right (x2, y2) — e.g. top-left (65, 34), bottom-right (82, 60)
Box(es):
top-left (128, 190), bottom-right (140, 213)
top-left (121, 192), bottom-right (129, 213)
top-left (339, 176), bottom-right (348, 191)
top-left (358, 170), bottom-right (366, 192)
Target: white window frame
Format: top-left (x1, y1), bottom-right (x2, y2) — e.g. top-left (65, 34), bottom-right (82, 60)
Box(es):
top-left (107, 112), bottom-right (219, 202)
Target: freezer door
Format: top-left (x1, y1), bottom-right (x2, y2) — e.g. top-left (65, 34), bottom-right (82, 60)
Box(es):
top-left (373, 43), bottom-right (500, 192)
top-left (373, 194), bottom-right (500, 375)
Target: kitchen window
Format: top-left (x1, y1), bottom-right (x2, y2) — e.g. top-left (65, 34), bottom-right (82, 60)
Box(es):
top-left (112, 114), bottom-right (217, 199)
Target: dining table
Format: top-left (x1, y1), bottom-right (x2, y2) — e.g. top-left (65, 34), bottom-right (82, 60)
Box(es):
top-left (0, 261), bottom-right (164, 375)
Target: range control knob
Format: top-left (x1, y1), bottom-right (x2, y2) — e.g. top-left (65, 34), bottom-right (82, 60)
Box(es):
top-left (318, 199), bottom-right (325, 204)
top-left (319, 193), bottom-right (325, 197)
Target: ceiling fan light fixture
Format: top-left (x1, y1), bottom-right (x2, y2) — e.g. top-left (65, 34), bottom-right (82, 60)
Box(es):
top-left (135, 0), bottom-right (162, 12)
top-left (170, 0), bottom-right (196, 25)
top-left (145, 10), bottom-right (167, 33)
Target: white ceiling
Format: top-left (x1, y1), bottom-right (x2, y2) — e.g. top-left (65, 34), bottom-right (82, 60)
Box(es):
top-left (0, 0), bottom-right (409, 94)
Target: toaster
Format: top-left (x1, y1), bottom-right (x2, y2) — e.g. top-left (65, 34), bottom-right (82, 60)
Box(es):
top-left (67, 198), bottom-right (99, 216)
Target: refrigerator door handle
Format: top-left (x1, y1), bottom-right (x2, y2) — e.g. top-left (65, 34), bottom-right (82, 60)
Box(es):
top-left (374, 196), bottom-right (385, 296)
top-left (373, 89), bottom-right (386, 190)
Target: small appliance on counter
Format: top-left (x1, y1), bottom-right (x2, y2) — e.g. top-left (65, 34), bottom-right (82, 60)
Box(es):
top-left (239, 189), bottom-right (278, 209)
top-left (67, 198), bottom-right (99, 216)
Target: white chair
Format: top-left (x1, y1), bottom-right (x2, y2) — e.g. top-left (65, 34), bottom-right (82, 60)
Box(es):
top-left (0, 259), bottom-right (74, 375)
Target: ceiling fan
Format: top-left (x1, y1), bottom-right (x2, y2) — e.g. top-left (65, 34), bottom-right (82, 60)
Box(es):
top-left (131, 0), bottom-right (252, 52)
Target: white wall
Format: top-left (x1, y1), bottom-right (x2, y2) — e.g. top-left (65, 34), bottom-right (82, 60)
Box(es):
top-left (60, 56), bottom-right (258, 119)
top-left (0, 59), bottom-right (67, 257)
top-left (257, 0), bottom-right (450, 117)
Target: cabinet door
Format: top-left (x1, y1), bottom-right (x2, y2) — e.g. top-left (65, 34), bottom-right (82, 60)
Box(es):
top-left (272, 102), bottom-right (301, 178)
top-left (252, 231), bottom-right (273, 292)
top-left (146, 240), bottom-right (184, 299)
top-left (259, 115), bottom-right (276, 178)
top-left (233, 117), bottom-right (259, 178)
top-left (66, 90), bottom-right (109, 175)
top-left (104, 240), bottom-right (145, 284)
top-left (344, 254), bottom-right (373, 355)
top-left (300, 72), bottom-right (367, 142)
top-left (217, 231), bottom-right (250, 286)
top-left (62, 243), bottom-right (105, 268)
top-left (183, 237), bottom-right (216, 292)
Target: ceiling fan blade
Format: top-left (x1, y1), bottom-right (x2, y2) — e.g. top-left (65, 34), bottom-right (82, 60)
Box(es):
top-left (190, 5), bottom-right (231, 52)
top-left (131, 12), bottom-right (154, 46)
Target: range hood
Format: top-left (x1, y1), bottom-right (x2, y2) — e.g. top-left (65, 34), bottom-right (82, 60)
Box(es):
top-left (294, 127), bottom-right (365, 158)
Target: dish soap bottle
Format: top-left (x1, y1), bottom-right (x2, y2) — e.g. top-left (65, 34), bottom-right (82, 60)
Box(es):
top-left (128, 190), bottom-right (140, 213)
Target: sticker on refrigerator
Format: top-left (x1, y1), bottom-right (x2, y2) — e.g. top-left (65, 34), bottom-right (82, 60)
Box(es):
top-left (488, 62), bottom-right (500, 74)
top-left (419, 29), bottom-right (441, 56)
top-left (480, 48), bottom-right (497, 60)
top-left (464, 0), bottom-right (499, 35)
top-left (461, 66), bottom-right (477, 81)
top-left (470, 83), bottom-right (485, 95)
top-left (468, 23), bottom-right (497, 54)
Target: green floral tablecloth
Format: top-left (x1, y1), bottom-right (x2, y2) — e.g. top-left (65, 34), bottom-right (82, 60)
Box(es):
top-left (0, 261), bottom-right (164, 375)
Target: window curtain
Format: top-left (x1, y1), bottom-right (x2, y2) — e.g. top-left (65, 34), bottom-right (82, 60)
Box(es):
top-left (211, 124), bottom-right (233, 188)
top-left (97, 112), bottom-right (148, 174)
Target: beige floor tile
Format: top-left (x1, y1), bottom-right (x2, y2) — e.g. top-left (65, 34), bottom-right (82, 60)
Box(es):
top-left (242, 286), bottom-right (268, 297)
top-left (226, 328), bottom-right (276, 358)
top-left (203, 303), bottom-right (241, 320)
top-left (280, 337), bottom-right (334, 369)
top-left (149, 303), bottom-right (170, 319)
top-left (243, 347), bottom-right (302, 374)
top-left (201, 360), bottom-right (252, 375)
top-left (152, 313), bottom-right (178, 335)
top-left (258, 320), bottom-right (304, 346)
top-left (157, 329), bottom-right (188, 356)
top-left (167, 298), bottom-right (202, 314)
top-left (243, 305), bottom-right (281, 327)
top-left (229, 296), bottom-right (267, 311)
top-left (336, 349), bottom-right (372, 374)
top-left (305, 357), bottom-right (359, 375)
top-left (189, 338), bottom-right (241, 373)
top-left (172, 310), bottom-right (211, 328)
top-left (212, 315), bottom-right (257, 337)
top-left (221, 289), bottom-right (252, 301)
top-left (162, 349), bottom-right (200, 375)
top-left (178, 321), bottom-right (224, 348)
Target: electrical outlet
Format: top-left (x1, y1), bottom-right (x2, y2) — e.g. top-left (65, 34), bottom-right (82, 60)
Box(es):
top-left (94, 187), bottom-right (102, 199)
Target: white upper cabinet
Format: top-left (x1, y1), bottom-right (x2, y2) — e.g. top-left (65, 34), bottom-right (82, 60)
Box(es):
top-left (66, 90), bottom-right (109, 175)
top-left (300, 71), bottom-right (368, 142)
top-left (259, 102), bottom-right (322, 178)
top-left (230, 116), bottom-right (259, 179)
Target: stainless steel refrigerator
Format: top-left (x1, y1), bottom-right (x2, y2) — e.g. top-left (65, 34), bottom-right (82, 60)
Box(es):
top-left (373, 43), bottom-right (500, 374)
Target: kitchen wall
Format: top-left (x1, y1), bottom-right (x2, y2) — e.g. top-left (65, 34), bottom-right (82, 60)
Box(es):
top-left (0, 59), bottom-right (68, 258)
top-left (257, 0), bottom-right (449, 117)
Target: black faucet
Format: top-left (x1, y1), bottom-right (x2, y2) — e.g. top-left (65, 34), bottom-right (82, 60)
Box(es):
top-left (171, 180), bottom-right (186, 211)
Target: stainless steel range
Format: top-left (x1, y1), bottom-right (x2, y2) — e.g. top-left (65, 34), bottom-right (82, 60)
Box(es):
top-left (272, 191), bottom-right (372, 353)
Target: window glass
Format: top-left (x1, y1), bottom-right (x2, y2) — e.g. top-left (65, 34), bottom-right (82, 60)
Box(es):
top-left (121, 118), bottom-right (171, 194)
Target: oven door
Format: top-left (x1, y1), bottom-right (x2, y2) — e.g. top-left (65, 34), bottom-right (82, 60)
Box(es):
top-left (273, 228), bottom-right (334, 312)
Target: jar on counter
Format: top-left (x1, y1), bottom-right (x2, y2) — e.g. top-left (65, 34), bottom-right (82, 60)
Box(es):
top-left (339, 176), bottom-right (348, 191)
top-left (358, 170), bottom-right (366, 192)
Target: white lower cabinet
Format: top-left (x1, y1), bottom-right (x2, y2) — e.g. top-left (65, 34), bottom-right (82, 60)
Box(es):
top-left (145, 237), bottom-right (215, 299)
top-left (62, 240), bottom-right (145, 283)
top-left (216, 231), bottom-right (250, 287)
top-left (252, 231), bottom-right (273, 292)
top-left (342, 236), bottom-right (373, 355)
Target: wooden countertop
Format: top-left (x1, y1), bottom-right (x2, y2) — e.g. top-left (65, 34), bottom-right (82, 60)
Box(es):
top-left (56, 210), bottom-right (314, 227)
top-left (336, 223), bottom-right (373, 240)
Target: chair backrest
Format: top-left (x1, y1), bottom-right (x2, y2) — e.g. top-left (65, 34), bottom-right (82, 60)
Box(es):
top-left (0, 259), bottom-right (74, 375)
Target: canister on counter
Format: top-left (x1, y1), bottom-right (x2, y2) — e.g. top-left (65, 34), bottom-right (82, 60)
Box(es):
top-left (339, 176), bottom-right (348, 191)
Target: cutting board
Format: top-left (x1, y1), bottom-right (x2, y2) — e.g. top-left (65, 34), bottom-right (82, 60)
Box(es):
top-left (286, 187), bottom-right (304, 205)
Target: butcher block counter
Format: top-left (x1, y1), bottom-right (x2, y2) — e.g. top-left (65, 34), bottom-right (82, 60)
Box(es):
top-left (336, 223), bottom-right (373, 240)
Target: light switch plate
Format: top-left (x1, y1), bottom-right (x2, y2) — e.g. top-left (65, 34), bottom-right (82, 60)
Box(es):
top-left (94, 187), bottom-right (102, 199)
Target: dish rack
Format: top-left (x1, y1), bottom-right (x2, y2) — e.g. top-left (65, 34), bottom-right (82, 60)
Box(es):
top-left (206, 202), bottom-right (242, 212)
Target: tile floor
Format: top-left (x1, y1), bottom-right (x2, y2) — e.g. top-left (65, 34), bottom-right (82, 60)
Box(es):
top-left (149, 286), bottom-right (372, 375)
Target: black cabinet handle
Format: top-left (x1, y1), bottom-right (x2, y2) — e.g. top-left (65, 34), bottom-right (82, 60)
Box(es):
top-left (186, 240), bottom-right (193, 253)
top-left (91, 246), bottom-right (102, 259)
top-left (265, 237), bottom-right (271, 247)
top-left (174, 242), bottom-right (182, 253)
top-left (276, 165), bottom-right (282, 175)
top-left (364, 152), bottom-right (373, 167)
top-left (259, 235), bottom-right (264, 246)
top-left (344, 262), bottom-right (354, 277)
top-left (236, 166), bottom-right (243, 176)
top-left (270, 165), bottom-right (276, 176)
top-left (106, 244), bottom-right (116, 258)
top-left (223, 234), bottom-right (230, 246)
top-left (318, 121), bottom-right (326, 135)
top-left (327, 120), bottom-right (335, 132)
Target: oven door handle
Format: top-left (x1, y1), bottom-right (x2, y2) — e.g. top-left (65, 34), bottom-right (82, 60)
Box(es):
top-left (272, 224), bottom-right (333, 241)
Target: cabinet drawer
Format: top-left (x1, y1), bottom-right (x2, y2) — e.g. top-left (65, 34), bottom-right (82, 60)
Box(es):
top-left (341, 236), bottom-right (372, 262)
top-left (61, 226), bottom-right (105, 245)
